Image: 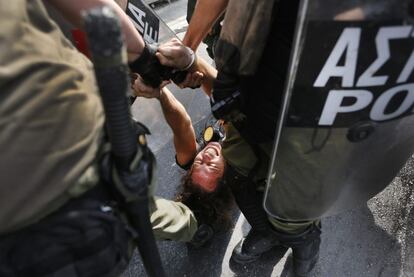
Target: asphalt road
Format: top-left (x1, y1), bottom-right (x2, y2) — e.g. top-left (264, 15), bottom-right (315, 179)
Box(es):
top-left (124, 1), bottom-right (414, 276)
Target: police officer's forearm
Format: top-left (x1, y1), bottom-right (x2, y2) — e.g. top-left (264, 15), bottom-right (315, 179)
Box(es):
top-left (45, 0), bottom-right (145, 61)
top-left (182, 0), bottom-right (228, 51)
top-left (158, 87), bottom-right (197, 164)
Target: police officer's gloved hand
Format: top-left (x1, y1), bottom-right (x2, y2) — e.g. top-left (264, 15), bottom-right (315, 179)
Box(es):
top-left (129, 42), bottom-right (172, 88)
top-left (210, 71), bottom-right (242, 121)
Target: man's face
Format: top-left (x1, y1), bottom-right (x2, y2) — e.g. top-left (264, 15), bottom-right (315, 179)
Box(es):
top-left (191, 142), bottom-right (226, 192)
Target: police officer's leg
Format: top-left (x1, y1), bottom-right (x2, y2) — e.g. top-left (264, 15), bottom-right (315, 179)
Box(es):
top-left (146, 152), bottom-right (214, 245)
top-left (225, 165), bottom-right (283, 263)
top-left (149, 196), bottom-right (198, 242)
top-left (148, 162), bottom-right (198, 242)
top-left (222, 123), bottom-right (271, 231)
top-left (223, 124), bottom-right (283, 262)
top-left (223, 123), bottom-right (321, 272)
top-left (227, 174), bottom-right (321, 274)
top-left (229, 195), bottom-right (321, 276)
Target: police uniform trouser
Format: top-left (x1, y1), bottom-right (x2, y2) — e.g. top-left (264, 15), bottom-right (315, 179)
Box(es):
top-left (222, 123), bottom-right (317, 234)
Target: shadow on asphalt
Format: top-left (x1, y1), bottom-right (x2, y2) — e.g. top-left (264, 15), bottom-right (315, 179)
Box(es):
top-left (315, 204), bottom-right (402, 277)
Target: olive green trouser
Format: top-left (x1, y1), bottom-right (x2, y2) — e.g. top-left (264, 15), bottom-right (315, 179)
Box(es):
top-left (146, 161), bottom-right (197, 242)
top-left (68, 156), bottom-right (198, 243)
top-left (149, 196), bottom-right (198, 242)
top-left (222, 123), bottom-right (318, 234)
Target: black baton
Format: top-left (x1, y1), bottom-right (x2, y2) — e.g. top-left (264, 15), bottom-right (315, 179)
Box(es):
top-left (82, 6), bottom-right (165, 277)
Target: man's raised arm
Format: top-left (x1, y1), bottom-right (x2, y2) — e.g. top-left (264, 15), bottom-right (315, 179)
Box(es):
top-left (158, 87), bottom-right (197, 166)
top-left (131, 77), bottom-right (197, 167)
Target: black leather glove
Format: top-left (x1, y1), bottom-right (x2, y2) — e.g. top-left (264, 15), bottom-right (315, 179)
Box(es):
top-left (129, 42), bottom-right (189, 88)
top-left (129, 42), bottom-right (170, 88)
top-left (210, 71), bottom-right (241, 121)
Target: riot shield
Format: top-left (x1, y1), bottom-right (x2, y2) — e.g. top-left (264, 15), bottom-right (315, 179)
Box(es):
top-left (264, 0), bottom-right (414, 221)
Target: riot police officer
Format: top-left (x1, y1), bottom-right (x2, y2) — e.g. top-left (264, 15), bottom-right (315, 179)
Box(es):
top-left (137, 1), bottom-right (322, 270)
top-left (0, 1), bottom-right (201, 276)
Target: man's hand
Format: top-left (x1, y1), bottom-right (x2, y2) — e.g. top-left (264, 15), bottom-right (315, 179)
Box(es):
top-left (131, 73), bottom-right (170, 99)
top-left (156, 38), bottom-right (195, 70)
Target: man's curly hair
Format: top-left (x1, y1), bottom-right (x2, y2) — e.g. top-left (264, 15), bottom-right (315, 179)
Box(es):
top-left (176, 169), bottom-right (234, 231)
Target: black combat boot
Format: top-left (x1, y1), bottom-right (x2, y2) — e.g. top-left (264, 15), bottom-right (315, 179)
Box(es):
top-left (230, 223), bottom-right (321, 275)
top-left (274, 222), bottom-right (322, 277)
top-left (188, 224), bottom-right (215, 248)
top-left (292, 235), bottom-right (321, 277)
top-left (231, 228), bottom-right (282, 263)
